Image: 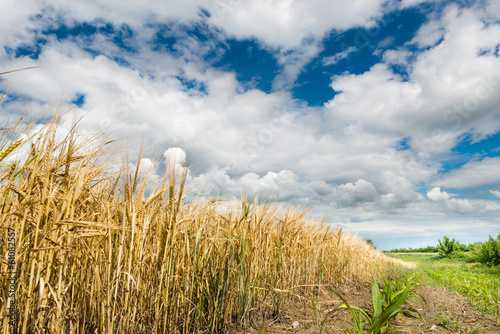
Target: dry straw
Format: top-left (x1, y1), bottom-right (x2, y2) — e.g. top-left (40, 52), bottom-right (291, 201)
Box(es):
top-left (0, 113), bottom-right (413, 334)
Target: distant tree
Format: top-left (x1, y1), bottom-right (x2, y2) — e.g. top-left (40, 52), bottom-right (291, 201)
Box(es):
top-left (386, 245), bottom-right (438, 253)
top-left (364, 239), bottom-right (376, 249)
top-left (471, 234), bottom-right (500, 267)
top-left (437, 236), bottom-right (458, 258)
top-left (420, 245), bottom-right (438, 253)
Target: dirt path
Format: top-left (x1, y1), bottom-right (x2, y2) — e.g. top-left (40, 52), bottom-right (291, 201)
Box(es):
top-left (231, 284), bottom-right (500, 333)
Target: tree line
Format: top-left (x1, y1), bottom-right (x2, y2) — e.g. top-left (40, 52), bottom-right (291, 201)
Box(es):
top-left (385, 234), bottom-right (500, 267)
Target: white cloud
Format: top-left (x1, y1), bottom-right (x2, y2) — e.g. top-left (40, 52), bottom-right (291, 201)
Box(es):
top-left (0, 0), bottom-right (43, 48)
top-left (272, 40), bottom-right (323, 90)
top-left (137, 158), bottom-right (156, 173)
top-left (2, 1), bottom-right (500, 249)
top-left (382, 49), bottom-right (412, 66)
top-left (399, 0), bottom-right (434, 9)
top-left (446, 198), bottom-right (475, 214)
top-left (0, 0), bottom-right (396, 94)
top-left (336, 179), bottom-right (379, 206)
top-left (322, 47), bottom-right (357, 66)
top-left (490, 190), bottom-right (500, 198)
top-left (410, 20), bottom-right (445, 48)
top-left (325, 5), bottom-right (500, 160)
top-left (0, 0), bottom-right (390, 57)
top-left (205, 0), bottom-right (387, 49)
top-left (164, 147), bottom-right (187, 167)
top-left (191, 167), bottom-right (238, 195)
top-left (427, 187), bottom-right (450, 201)
top-left (485, 0), bottom-right (500, 19)
top-left (127, 158), bottom-right (160, 191)
top-left (377, 36), bottom-right (395, 48)
top-left (310, 180), bottom-right (333, 196)
top-left (435, 157), bottom-right (500, 189)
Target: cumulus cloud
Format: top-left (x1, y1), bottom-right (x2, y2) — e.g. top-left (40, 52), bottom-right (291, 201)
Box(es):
top-left (131, 158), bottom-right (156, 175)
top-left (382, 49), bottom-right (412, 66)
top-left (191, 167), bottom-right (238, 195)
top-left (326, 5), bottom-right (500, 158)
top-left (336, 179), bottom-right (379, 206)
top-left (205, 0), bottom-right (387, 49)
top-left (127, 158), bottom-right (160, 194)
top-left (435, 157), bottom-right (500, 189)
top-left (0, 0), bottom-right (390, 56)
top-left (2, 0), bottom-right (500, 248)
top-left (427, 187), bottom-right (450, 201)
top-left (409, 20), bottom-right (445, 48)
top-left (446, 198), bottom-right (476, 214)
top-left (164, 147), bottom-right (187, 167)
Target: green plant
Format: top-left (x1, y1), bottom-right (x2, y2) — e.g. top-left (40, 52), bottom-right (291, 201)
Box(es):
top-left (438, 236), bottom-right (459, 258)
top-left (474, 234), bottom-right (500, 267)
top-left (321, 275), bottom-right (423, 334)
top-left (426, 266), bottom-right (500, 316)
top-left (465, 322), bottom-right (483, 334)
top-left (379, 273), bottom-right (426, 311)
top-left (434, 312), bottom-right (462, 332)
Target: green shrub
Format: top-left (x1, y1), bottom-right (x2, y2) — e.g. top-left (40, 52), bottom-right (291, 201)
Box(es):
top-left (467, 242), bottom-right (484, 262)
top-left (456, 241), bottom-right (467, 252)
top-left (437, 236), bottom-right (459, 258)
top-left (474, 234), bottom-right (500, 267)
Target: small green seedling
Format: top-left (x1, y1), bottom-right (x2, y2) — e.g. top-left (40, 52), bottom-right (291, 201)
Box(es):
top-left (321, 274), bottom-right (424, 334)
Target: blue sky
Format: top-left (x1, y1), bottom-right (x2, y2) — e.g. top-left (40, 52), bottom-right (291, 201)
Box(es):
top-left (1, 0), bottom-right (500, 250)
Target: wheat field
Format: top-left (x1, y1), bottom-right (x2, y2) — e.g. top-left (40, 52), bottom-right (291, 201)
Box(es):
top-left (0, 111), bottom-right (413, 333)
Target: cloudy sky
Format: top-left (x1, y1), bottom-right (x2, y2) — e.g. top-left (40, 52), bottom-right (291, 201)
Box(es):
top-left (1, 0), bottom-right (500, 250)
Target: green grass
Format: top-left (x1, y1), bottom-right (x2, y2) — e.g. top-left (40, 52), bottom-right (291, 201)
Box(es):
top-left (389, 252), bottom-right (500, 275)
top-left (388, 253), bottom-right (500, 317)
top-left (426, 267), bottom-right (500, 316)
top-left (434, 311), bottom-right (462, 332)
top-left (386, 252), bottom-right (438, 256)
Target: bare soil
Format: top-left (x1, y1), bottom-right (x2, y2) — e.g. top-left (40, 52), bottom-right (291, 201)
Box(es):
top-left (230, 284), bottom-right (500, 333)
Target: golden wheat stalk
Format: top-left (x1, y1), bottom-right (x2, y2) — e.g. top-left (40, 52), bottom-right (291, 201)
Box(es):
top-left (0, 66), bottom-right (40, 75)
top-left (0, 137), bottom-right (23, 162)
top-left (0, 111), bottom-right (413, 334)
